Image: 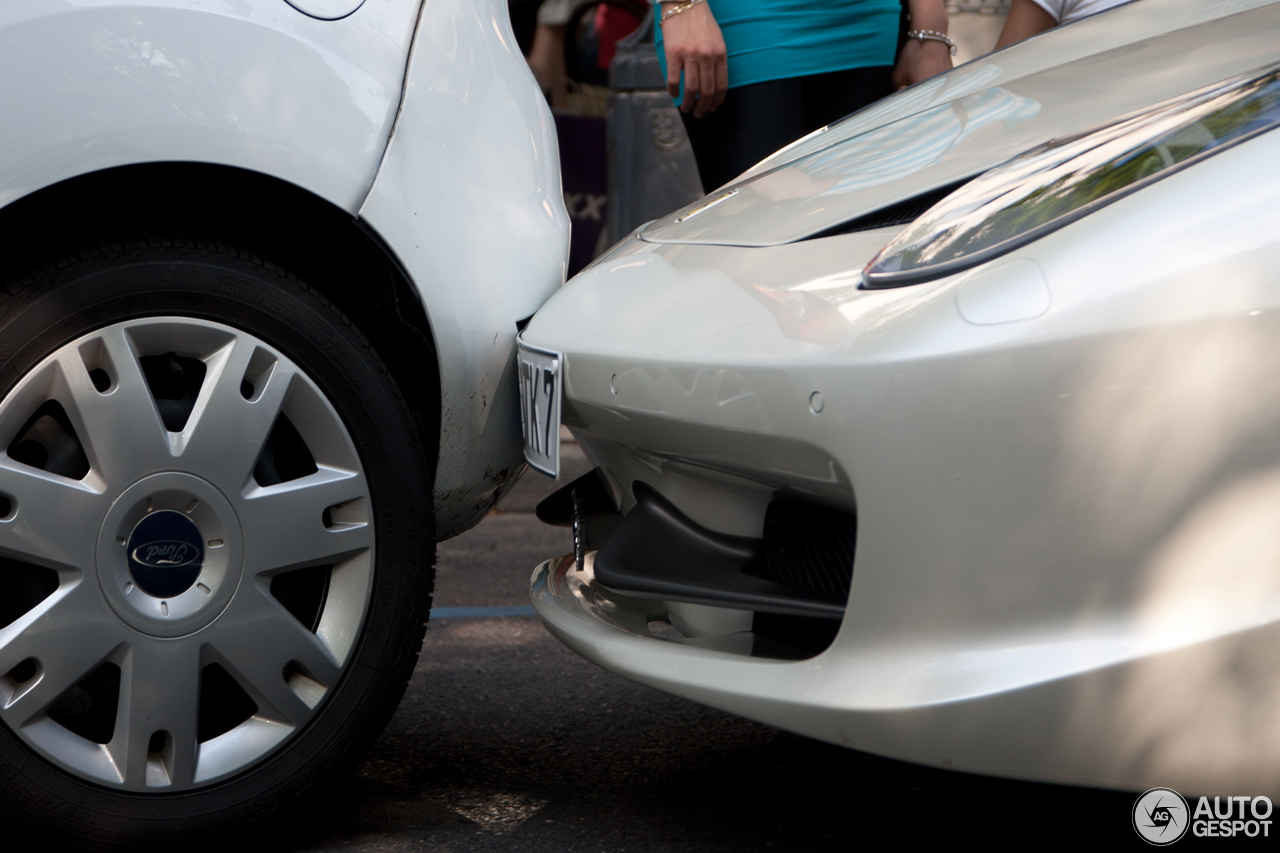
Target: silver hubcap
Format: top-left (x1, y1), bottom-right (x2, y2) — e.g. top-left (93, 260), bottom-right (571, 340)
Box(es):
top-left (0, 318), bottom-right (374, 791)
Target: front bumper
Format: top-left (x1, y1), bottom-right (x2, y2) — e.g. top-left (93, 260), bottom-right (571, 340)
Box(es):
top-left (533, 551), bottom-right (1280, 796)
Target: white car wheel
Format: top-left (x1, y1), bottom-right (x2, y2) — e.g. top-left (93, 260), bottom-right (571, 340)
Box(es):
top-left (0, 238), bottom-right (434, 848)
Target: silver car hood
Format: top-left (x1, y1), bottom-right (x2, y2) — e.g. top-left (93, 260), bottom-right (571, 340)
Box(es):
top-left (639, 0), bottom-right (1280, 247)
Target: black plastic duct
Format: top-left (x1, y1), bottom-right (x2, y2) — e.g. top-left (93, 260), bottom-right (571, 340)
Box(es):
top-left (593, 484), bottom-right (849, 619)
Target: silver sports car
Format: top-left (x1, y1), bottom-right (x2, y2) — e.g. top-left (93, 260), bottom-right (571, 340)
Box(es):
top-left (519, 0), bottom-right (1280, 796)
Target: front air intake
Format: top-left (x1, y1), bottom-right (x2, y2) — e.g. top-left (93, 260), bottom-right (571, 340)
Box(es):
top-left (592, 484), bottom-right (856, 620)
top-left (744, 498), bottom-right (856, 603)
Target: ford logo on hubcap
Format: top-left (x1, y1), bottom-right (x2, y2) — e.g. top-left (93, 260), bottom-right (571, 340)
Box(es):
top-left (132, 540), bottom-right (200, 568)
top-left (126, 509), bottom-right (205, 599)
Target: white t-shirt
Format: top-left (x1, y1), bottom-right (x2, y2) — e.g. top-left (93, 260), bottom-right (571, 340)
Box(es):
top-left (1030, 0), bottom-right (1130, 24)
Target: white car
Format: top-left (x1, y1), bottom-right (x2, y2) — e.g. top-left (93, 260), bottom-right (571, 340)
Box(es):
top-left (523, 0), bottom-right (1280, 797)
top-left (0, 0), bottom-right (566, 846)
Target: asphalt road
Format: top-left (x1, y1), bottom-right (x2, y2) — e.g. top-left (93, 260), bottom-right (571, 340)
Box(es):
top-left (280, 437), bottom-right (1142, 851)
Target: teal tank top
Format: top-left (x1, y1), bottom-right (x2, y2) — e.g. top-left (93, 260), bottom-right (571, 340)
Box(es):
top-left (655, 0), bottom-right (901, 102)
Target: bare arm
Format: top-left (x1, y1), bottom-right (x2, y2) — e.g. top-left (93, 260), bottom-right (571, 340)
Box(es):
top-left (892, 0), bottom-right (953, 91)
top-left (660, 1), bottom-right (729, 117)
top-left (994, 0), bottom-right (1057, 50)
top-left (526, 23), bottom-right (567, 108)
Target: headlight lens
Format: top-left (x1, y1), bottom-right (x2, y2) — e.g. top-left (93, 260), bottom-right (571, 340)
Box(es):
top-left (864, 64), bottom-right (1280, 288)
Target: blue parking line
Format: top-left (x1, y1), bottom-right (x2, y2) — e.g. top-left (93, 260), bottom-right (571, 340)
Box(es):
top-left (432, 605), bottom-right (536, 619)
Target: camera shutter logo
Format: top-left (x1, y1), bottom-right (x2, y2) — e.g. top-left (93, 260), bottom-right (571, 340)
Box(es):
top-left (1133, 788), bottom-right (1190, 845)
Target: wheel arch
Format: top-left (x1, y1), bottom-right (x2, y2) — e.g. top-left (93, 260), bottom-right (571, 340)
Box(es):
top-left (0, 162), bottom-right (442, 482)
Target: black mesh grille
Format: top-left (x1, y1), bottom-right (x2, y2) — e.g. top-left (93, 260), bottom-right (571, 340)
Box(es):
top-left (746, 498), bottom-right (856, 600)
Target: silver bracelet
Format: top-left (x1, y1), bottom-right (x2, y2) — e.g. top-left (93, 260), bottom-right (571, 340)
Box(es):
top-left (906, 29), bottom-right (957, 56)
top-left (660, 0), bottom-right (706, 25)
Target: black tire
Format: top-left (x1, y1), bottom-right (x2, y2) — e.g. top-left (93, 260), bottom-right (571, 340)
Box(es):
top-left (0, 237), bottom-right (434, 850)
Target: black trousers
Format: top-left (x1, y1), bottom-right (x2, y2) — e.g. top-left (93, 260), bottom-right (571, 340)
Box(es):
top-left (680, 65), bottom-right (894, 193)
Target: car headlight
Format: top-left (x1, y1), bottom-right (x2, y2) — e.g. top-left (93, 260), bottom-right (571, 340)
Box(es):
top-left (863, 63), bottom-right (1280, 288)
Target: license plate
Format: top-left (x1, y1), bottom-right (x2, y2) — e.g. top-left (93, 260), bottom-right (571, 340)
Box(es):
top-left (517, 338), bottom-right (562, 478)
